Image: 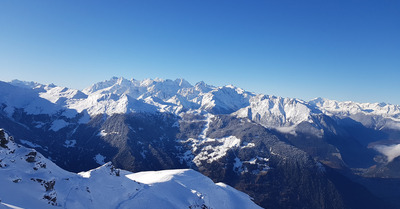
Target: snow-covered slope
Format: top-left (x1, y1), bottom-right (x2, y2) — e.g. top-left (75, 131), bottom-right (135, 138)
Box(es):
top-left (0, 129), bottom-right (262, 209)
top-left (126, 169), bottom-right (260, 209)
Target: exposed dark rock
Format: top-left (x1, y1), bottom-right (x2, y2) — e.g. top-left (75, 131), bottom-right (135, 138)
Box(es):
top-left (31, 178), bottom-right (56, 191)
top-left (44, 180), bottom-right (55, 191)
top-left (12, 178), bottom-right (21, 183)
top-left (107, 163), bottom-right (120, 176)
top-left (25, 151), bottom-right (37, 163)
top-left (0, 129), bottom-right (4, 139)
top-left (35, 162), bottom-right (47, 169)
top-left (0, 129), bottom-right (8, 148)
top-left (43, 192), bottom-right (57, 206)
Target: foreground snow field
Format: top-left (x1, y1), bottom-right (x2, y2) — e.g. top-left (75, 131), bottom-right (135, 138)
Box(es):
top-left (0, 129), bottom-right (262, 209)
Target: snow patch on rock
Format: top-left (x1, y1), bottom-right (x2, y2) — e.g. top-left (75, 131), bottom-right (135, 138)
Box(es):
top-left (19, 140), bottom-right (42, 149)
top-left (63, 139), bottom-right (76, 148)
top-left (49, 119), bottom-right (69, 132)
top-left (193, 136), bottom-right (241, 166)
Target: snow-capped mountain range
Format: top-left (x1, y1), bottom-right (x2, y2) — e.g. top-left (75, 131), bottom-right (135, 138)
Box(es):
top-left (3, 77), bottom-right (400, 131)
top-left (0, 129), bottom-right (261, 209)
top-left (3, 77), bottom-right (400, 170)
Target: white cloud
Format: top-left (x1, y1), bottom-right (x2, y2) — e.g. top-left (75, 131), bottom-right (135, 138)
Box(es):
top-left (375, 144), bottom-right (400, 162)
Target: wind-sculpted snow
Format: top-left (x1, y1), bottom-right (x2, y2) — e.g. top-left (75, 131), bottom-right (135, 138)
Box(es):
top-left (0, 129), bottom-right (262, 209)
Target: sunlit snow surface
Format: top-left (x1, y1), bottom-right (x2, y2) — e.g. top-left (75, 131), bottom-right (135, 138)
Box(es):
top-left (0, 131), bottom-right (262, 209)
top-left (126, 169), bottom-right (261, 209)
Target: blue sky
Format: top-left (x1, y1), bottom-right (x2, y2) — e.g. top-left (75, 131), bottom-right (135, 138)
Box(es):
top-left (1, 0), bottom-right (399, 104)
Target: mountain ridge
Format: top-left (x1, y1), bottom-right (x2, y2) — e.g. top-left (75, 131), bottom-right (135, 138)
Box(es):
top-left (4, 77), bottom-right (400, 136)
top-left (6, 77), bottom-right (400, 118)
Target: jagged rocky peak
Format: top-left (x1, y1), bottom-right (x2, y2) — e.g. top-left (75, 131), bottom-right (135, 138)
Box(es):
top-left (234, 94), bottom-right (315, 128)
top-left (83, 77), bottom-right (192, 94)
top-left (174, 78), bottom-right (192, 88)
top-left (82, 76), bottom-right (130, 94)
top-left (194, 80), bottom-right (214, 92)
top-left (199, 84), bottom-right (254, 114)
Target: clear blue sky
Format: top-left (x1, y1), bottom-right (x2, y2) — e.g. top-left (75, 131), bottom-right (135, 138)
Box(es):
top-left (1, 0), bottom-right (399, 104)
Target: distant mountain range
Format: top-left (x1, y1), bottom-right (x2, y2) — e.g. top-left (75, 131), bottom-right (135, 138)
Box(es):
top-left (1, 77), bottom-right (400, 209)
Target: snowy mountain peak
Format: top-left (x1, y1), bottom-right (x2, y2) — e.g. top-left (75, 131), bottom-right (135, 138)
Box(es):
top-left (82, 77), bottom-right (124, 94)
top-left (309, 97), bottom-right (327, 105)
top-left (199, 85), bottom-right (254, 114)
top-left (194, 81), bottom-right (214, 92)
top-left (234, 93), bottom-right (315, 129)
top-left (175, 78), bottom-right (192, 88)
top-left (9, 79), bottom-right (43, 89)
